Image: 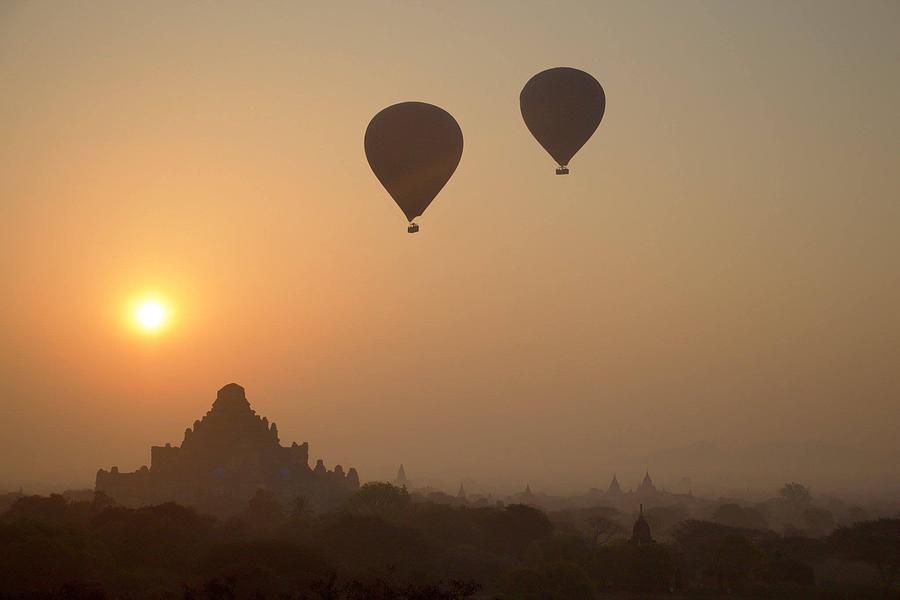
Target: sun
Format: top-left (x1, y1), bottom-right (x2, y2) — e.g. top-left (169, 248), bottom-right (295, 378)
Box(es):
top-left (134, 298), bottom-right (169, 333)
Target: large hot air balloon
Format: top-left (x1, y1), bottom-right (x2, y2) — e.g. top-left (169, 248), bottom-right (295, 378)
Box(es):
top-left (520, 67), bottom-right (605, 175)
top-left (365, 102), bottom-right (463, 233)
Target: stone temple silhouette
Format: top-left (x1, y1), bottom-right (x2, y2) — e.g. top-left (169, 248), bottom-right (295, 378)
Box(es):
top-left (96, 383), bottom-right (359, 515)
top-left (631, 504), bottom-right (655, 545)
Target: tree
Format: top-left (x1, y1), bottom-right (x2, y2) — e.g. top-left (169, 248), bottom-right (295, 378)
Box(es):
top-left (830, 518), bottom-right (900, 590)
top-left (673, 520), bottom-right (764, 592)
top-left (645, 504), bottom-right (689, 538)
top-left (488, 504), bottom-right (553, 557)
top-left (91, 490), bottom-right (116, 513)
top-left (779, 483), bottom-right (812, 507)
top-left (314, 513), bottom-right (431, 572)
top-left (198, 540), bottom-right (331, 597)
top-left (716, 533), bottom-right (764, 590)
top-left (759, 554), bottom-right (815, 586)
top-left (289, 496), bottom-right (313, 522)
top-left (843, 505), bottom-right (869, 526)
top-left (802, 507), bottom-right (834, 537)
top-left (587, 516), bottom-right (625, 545)
top-left (1, 494), bottom-right (73, 526)
top-left (281, 496), bottom-right (315, 542)
top-left (713, 503), bottom-right (768, 531)
top-left (0, 519), bottom-right (101, 594)
top-left (501, 561), bottom-right (595, 599)
top-left (344, 578), bottom-right (479, 600)
top-left (343, 482), bottom-right (411, 519)
top-left (90, 502), bottom-right (215, 574)
top-left (588, 540), bottom-right (676, 592)
top-left (242, 489), bottom-right (285, 533)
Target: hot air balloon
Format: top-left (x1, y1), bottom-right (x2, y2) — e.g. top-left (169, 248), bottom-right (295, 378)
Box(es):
top-left (520, 67), bottom-right (605, 175)
top-left (365, 102), bottom-right (463, 233)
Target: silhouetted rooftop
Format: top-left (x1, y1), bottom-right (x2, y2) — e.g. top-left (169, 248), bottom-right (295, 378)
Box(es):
top-left (212, 383), bottom-right (251, 413)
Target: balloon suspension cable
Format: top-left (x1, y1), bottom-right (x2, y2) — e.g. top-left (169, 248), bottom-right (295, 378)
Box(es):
top-left (556, 165), bottom-right (570, 175)
top-left (407, 222), bottom-right (420, 234)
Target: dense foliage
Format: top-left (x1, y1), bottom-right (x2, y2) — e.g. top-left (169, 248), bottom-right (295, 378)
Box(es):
top-left (0, 485), bottom-right (897, 599)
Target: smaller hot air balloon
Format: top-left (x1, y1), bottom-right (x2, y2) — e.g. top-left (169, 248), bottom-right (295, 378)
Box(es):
top-left (365, 102), bottom-right (463, 233)
top-left (520, 67), bottom-right (606, 175)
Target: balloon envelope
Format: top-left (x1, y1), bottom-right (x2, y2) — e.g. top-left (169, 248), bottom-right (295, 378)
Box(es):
top-left (365, 102), bottom-right (463, 222)
top-left (520, 67), bottom-right (605, 168)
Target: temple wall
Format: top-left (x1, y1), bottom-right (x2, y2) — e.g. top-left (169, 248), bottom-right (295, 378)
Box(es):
top-left (150, 445), bottom-right (181, 471)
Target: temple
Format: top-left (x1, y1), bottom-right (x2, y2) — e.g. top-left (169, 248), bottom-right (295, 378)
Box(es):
top-left (637, 470), bottom-right (657, 495)
top-left (607, 473), bottom-right (622, 496)
top-left (96, 383), bottom-right (359, 516)
top-left (630, 504), bottom-right (655, 545)
top-left (395, 464), bottom-right (409, 488)
top-left (587, 470), bottom-right (700, 513)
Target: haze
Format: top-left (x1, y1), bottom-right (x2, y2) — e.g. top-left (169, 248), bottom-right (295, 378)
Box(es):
top-left (1, 1), bottom-right (898, 498)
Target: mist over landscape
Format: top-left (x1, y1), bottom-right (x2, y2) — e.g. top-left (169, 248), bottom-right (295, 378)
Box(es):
top-left (1, 1), bottom-right (899, 598)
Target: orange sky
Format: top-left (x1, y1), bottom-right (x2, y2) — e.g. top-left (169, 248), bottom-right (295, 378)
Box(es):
top-left (1, 1), bottom-right (898, 495)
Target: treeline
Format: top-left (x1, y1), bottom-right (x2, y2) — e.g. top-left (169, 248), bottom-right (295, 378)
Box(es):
top-left (0, 483), bottom-right (898, 599)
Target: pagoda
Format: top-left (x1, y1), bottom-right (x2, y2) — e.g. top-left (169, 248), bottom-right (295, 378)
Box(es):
top-left (96, 383), bottom-right (359, 515)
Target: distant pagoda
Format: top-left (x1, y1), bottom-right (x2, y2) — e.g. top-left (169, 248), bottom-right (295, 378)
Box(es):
top-left (96, 383), bottom-right (359, 516)
top-left (630, 504), bottom-right (655, 545)
top-left (635, 470), bottom-right (657, 500)
top-left (395, 464), bottom-right (409, 488)
top-left (607, 474), bottom-right (622, 496)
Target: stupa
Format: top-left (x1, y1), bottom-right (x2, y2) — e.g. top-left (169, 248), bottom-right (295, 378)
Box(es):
top-left (96, 383), bottom-right (359, 515)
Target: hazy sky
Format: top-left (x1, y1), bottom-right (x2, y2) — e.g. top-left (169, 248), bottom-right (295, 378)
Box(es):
top-left (2, 1), bottom-right (898, 495)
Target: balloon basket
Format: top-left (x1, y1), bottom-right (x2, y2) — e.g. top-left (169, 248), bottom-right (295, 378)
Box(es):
top-left (555, 166), bottom-right (569, 175)
top-left (407, 222), bottom-right (420, 234)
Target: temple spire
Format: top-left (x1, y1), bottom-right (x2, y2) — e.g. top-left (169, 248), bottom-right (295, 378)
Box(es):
top-left (607, 473), bottom-right (622, 495)
top-left (630, 503), bottom-right (654, 545)
top-left (638, 470), bottom-right (656, 493)
top-left (396, 464), bottom-right (408, 487)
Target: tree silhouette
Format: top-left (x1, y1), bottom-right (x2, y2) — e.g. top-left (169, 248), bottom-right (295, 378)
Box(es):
top-left (343, 482), bottom-right (411, 519)
top-left (779, 482), bottom-right (812, 506)
top-left (587, 516), bottom-right (625, 545)
top-left (831, 518), bottom-right (900, 590)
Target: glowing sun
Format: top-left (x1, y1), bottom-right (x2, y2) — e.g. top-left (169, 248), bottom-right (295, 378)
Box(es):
top-left (134, 298), bottom-right (169, 333)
